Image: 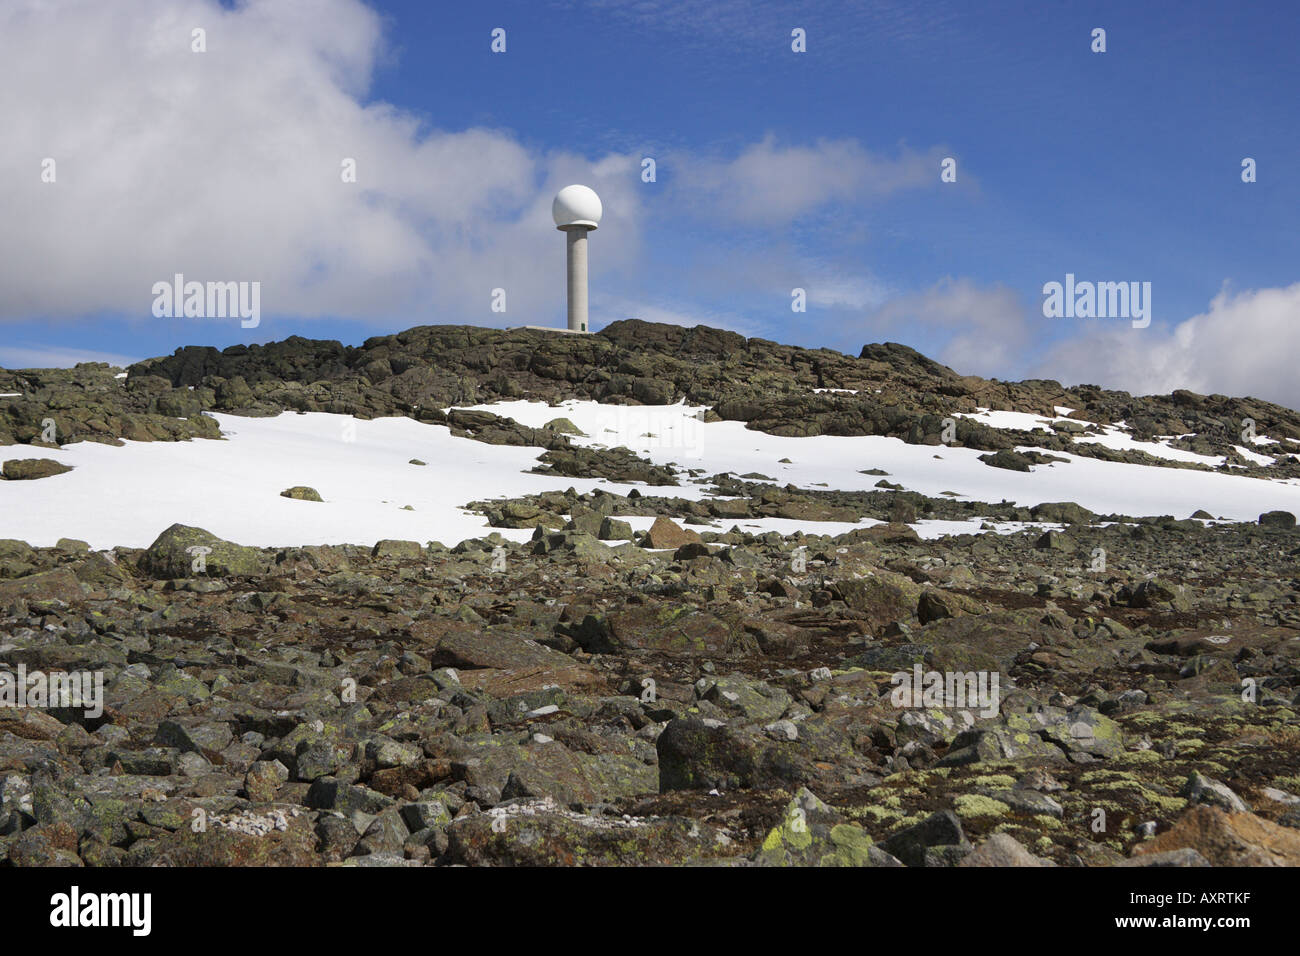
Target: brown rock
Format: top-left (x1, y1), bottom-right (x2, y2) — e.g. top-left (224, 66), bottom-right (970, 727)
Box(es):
top-left (368, 759), bottom-right (454, 798)
top-left (8, 823), bottom-right (83, 866)
top-left (918, 588), bottom-right (986, 624)
top-left (834, 571), bottom-right (921, 631)
top-left (605, 605), bottom-right (751, 657)
top-left (0, 709), bottom-right (66, 741)
top-left (1131, 805), bottom-right (1300, 866)
top-left (244, 760), bottom-right (289, 802)
top-left (841, 523), bottom-right (920, 545)
top-left (412, 623), bottom-right (605, 693)
top-left (415, 623), bottom-right (568, 671)
top-left (643, 516), bottom-right (701, 550)
top-left (773, 501), bottom-right (859, 522)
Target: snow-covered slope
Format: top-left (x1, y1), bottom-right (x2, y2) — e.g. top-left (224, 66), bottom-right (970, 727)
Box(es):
top-left (1, 401), bottom-right (1298, 549)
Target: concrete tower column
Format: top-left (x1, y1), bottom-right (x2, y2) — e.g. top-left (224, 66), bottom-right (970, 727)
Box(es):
top-left (565, 227), bottom-right (590, 333)
top-left (552, 185), bottom-right (601, 333)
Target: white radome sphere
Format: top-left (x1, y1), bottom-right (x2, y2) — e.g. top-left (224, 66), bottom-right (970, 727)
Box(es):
top-left (552, 184), bottom-right (602, 229)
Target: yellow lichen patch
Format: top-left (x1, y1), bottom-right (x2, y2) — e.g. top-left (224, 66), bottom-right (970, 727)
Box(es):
top-left (821, 824), bottom-right (875, 866)
top-left (1089, 778), bottom-right (1187, 813)
top-left (846, 804), bottom-right (906, 826)
top-left (1113, 749), bottom-right (1162, 767)
top-left (885, 812), bottom-right (927, 832)
top-left (1079, 769), bottom-right (1131, 785)
top-left (965, 774), bottom-right (1017, 788)
top-left (1122, 713), bottom-right (1202, 734)
top-left (953, 794), bottom-right (1009, 819)
top-left (760, 811), bottom-right (814, 855)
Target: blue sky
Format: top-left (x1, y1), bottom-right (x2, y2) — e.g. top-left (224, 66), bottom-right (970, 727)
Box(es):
top-left (3, 0), bottom-right (1298, 403)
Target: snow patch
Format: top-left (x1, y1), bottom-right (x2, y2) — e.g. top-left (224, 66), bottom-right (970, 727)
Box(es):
top-left (1, 402), bottom-right (1298, 549)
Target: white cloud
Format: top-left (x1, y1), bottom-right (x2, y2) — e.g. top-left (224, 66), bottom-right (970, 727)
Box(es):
top-left (836, 277), bottom-right (1300, 410)
top-left (0, 0), bottom-right (644, 328)
top-left (860, 278), bottom-right (1032, 377)
top-left (671, 135), bottom-right (943, 226)
top-left (807, 274), bottom-right (892, 311)
top-left (1037, 282), bottom-right (1300, 407)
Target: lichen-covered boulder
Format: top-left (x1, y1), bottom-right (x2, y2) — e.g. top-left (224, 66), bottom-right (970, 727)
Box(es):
top-left (2, 458), bottom-right (72, 480)
top-left (139, 524), bottom-right (268, 578)
top-left (756, 788), bottom-right (900, 867)
top-left (280, 486), bottom-right (322, 501)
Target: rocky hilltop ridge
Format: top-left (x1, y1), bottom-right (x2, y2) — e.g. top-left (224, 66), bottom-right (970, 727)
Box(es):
top-left (2, 321), bottom-right (1298, 478)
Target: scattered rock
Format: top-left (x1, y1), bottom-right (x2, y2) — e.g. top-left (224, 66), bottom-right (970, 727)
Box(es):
top-left (643, 516), bottom-right (701, 550)
top-left (880, 810), bottom-right (970, 868)
top-left (1181, 771), bottom-right (1250, 813)
top-left (280, 486), bottom-right (323, 501)
top-left (755, 788), bottom-right (899, 867)
top-left (1259, 510), bottom-right (1296, 530)
top-left (957, 833), bottom-right (1047, 867)
top-left (2, 458), bottom-right (72, 480)
top-left (1132, 806), bottom-right (1300, 866)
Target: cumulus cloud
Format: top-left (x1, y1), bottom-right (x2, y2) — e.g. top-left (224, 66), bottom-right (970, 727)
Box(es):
top-left (858, 278), bottom-right (1033, 377)
top-left (670, 135), bottom-right (945, 227)
top-left (835, 277), bottom-right (1300, 409)
top-left (0, 0), bottom-right (644, 328)
top-left (806, 274), bottom-right (892, 311)
top-left (1037, 282), bottom-right (1300, 408)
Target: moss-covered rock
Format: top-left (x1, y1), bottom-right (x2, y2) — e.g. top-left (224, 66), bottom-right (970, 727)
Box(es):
top-left (755, 788), bottom-right (900, 867)
top-left (139, 524), bottom-right (268, 578)
top-left (280, 486), bottom-right (323, 501)
top-left (2, 458), bottom-right (72, 480)
top-left (543, 417), bottom-right (584, 436)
